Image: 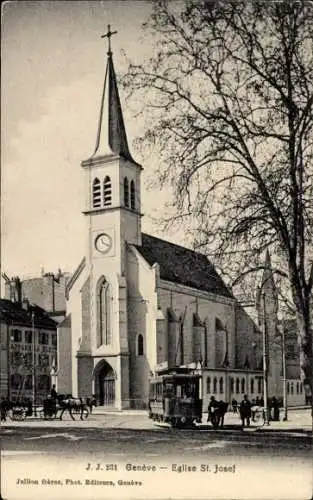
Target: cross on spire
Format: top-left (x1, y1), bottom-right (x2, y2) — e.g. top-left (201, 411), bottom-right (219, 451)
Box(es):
top-left (101, 24), bottom-right (118, 55)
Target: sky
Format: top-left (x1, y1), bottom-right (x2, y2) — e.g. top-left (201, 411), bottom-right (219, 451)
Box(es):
top-left (1, 0), bottom-right (181, 284)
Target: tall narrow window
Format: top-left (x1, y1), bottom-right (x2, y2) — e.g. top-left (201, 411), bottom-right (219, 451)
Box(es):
top-left (236, 378), bottom-right (240, 394)
top-left (103, 176), bottom-right (112, 207)
top-left (241, 378), bottom-right (245, 394)
top-left (124, 178), bottom-right (129, 207)
top-left (206, 377), bottom-right (211, 394)
top-left (219, 377), bottom-right (224, 394)
top-left (137, 334), bottom-right (144, 355)
top-left (93, 178), bottom-right (101, 208)
top-left (99, 280), bottom-right (111, 345)
top-left (257, 378), bottom-right (262, 394)
top-left (250, 379), bottom-right (254, 394)
top-left (213, 377), bottom-right (217, 394)
top-left (130, 180), bottom-right (135, 209)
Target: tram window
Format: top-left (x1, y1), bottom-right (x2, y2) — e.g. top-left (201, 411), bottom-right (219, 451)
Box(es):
top-left (164, 382), bottom-right (174, 397)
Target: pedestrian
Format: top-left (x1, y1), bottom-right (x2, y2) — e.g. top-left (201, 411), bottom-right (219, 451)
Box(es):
top-left (272, 396), bottom-right (280, 421)
top-left (239, 394), bottom-right (252, 428)
top-left (232, 399), bottom-right (238, 413)
top-left (50, 384), bottom-right (57, 400)
top-left (0, 397), bottom-right (9, 422)
top-left (251, 399), bottom-right (257, 422)
top-left (207, 396), bottom-right (219, 423)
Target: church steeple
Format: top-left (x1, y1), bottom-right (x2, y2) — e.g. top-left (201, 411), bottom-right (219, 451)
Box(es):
top-left (92, 25), bottom-right (134, 162)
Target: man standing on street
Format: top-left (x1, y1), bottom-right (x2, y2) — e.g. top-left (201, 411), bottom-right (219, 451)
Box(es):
top-left (240, 394), bottom-right (252, 428)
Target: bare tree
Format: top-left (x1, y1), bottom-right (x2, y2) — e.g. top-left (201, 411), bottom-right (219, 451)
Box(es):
top-left (122, 0), bottom-right (313, 393)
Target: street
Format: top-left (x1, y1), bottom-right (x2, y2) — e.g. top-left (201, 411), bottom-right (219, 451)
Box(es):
top-left (1, 410), bottom-right (312, 500)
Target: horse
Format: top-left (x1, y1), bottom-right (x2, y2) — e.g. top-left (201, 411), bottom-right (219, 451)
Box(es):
top-left (43, 394), bottom-right (95, 420)
top-left (210, 401), bottom-right (229, 429)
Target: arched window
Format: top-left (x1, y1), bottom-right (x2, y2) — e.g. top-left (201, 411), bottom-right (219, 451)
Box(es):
top-left (137, 334), bottom-right (144, 356)
top-left (219, 377), bottom-right (224, 394)
top-left (241, 378), bottom-right (245, 394)
top-left (92, 178), bottom-right (101, 208)
top-left (250, 379), bottom-right (254, 394)
top-left (290, 382), bottom-right (294, 395)
top-left (230, 378), bottom-right (234, 393)
top-left (130, 180), bottom-right (135, 209)
top-left (206, 377), bottom-right (211, 394)
top-left (124, 177), bottom-right (129, 207)
top-left (103, 176), bottom-right (112, 206)
top-left (98, 279), bottom-right (111, 346)
top-left (213, 377), bottom-right (217, 394)
top-left (236, 378), bottom-right (240, 394)
top-left (287, 382), bottom-right (290, 394)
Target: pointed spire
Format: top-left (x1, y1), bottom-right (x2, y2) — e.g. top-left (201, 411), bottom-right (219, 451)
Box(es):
top-left (92, 26), bottom-right (135, 162)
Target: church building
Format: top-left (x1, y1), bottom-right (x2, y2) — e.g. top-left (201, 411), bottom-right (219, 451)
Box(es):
top-left (56, 33), bottom-right (302, 410)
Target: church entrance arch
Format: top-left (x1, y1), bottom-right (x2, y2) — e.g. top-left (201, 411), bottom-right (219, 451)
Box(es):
top-left (94, 360), bottom-right (115, 406)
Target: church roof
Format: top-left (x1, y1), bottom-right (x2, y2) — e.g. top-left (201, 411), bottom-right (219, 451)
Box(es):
top-left (0, 299), bottom-right (57, 329)
top-left (136, 234), bottom-right (233, 298)
top-left (92, 46), bottom-right (135, 162)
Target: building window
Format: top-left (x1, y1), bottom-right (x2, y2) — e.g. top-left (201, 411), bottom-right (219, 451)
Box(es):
top-left (12, 329), bottom-right (22, 342)
top-left (10, 373), bottom-right (22, 390)
top-left (250, 379), bottom-right (254, 394)
top-left (124, 177), bottom-right (129, 207)
top-left (130, 180), bottom-right (135, 209)
top-left (257, 378), bottom-right (262, 394)
top-left (103, 176), bottom-right (112, 206)
top-left (39, 332), bottom-right (48, 345)
top-left (230, 378), bottom-right (234, 393)
top-left (219, 377), bottom-right (224, 394)
top-left (236, 378), bottom-right (240, 394)
top-left (92, 178), bottom-right (101, 208)
top-left (296, 382), bottom-right (299, 394)
top-left (98, 279), bottom-right (111, 346)
top-left (213, 377), bottom-right (217, 394)
top-left (290, 382), bottom-right (294, 395)
top-left (206, 377), bottom-right (211, 394)
top-left (137, 334), bottom-right (144, 356)
top-left (287, 382), bottom-right (290, 394)
top-left (51, 334), bottom-right (57, 347)
top-left (241, 378), bottom-right (245, 394)
top-left (25, 331), bottom-right (32, 343)
top-left (24, 352), bottom-right (32, 366)
top-left (37, 375), bottom-right (50, 390)
top-left (300, 382), bottom-right (303, 393)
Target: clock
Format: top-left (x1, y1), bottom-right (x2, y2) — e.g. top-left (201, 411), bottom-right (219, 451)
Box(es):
top-left (95, 233), bottom-right (112, 254)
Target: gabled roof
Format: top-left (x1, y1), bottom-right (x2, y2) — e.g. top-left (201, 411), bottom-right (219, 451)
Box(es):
top-left (0, 299), bottom-right (57, 330)
top-left (135, 233), bottom-right (233, 299)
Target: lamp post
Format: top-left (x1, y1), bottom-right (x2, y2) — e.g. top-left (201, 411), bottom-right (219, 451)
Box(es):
top-left (281, 318), bottom-right (288, 421)
top-left (276, 312), bottom-right (288, 421)
top-left (262, 293), bottom-right (270, 425)
top-left (31, 311), bottom-right (37, 416)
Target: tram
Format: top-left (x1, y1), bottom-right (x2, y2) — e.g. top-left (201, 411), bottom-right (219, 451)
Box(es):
top-left (148, 368), bottom-right (202, 428)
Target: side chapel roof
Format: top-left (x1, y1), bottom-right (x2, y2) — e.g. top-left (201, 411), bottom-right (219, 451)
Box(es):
top-left (135, 233), bottom-right (233, 299)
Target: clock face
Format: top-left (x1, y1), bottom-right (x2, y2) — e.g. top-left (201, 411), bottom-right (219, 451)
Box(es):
top-left (95, 233), bottom-right (112, 254)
